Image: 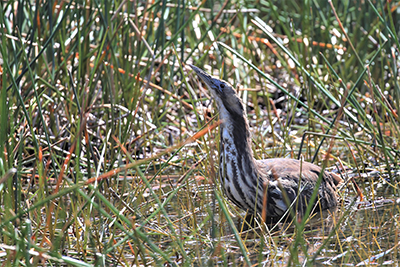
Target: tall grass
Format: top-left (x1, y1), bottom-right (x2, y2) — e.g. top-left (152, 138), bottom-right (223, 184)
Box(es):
top-left (0, 0), bottom-right (399, 265)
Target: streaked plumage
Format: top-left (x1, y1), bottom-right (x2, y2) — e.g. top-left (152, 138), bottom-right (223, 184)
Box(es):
top-left (190, 64), bottom-right (342, 223)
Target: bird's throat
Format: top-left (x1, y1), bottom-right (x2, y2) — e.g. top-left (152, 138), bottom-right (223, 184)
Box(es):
top-left (218, 111), bottom-right (260, 212)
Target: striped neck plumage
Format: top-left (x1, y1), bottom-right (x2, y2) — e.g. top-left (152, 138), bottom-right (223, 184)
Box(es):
top-left (217, 101), bottom-right (254, 162)
top-left (217, 99), bottom-right (261, 212)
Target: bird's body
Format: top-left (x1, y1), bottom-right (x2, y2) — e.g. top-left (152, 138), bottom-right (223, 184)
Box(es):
top-left (190, 64), bottom-right (341, 223)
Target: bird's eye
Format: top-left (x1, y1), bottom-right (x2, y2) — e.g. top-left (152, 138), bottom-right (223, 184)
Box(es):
top-left (220, 84), bottom-right (225, 89)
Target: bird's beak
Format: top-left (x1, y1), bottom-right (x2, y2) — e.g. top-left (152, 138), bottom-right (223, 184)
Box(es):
top-left (189, 64), bottom-right (215, 88)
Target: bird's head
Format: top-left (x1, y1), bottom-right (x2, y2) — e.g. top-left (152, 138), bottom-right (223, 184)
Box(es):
top-left (189, 64), bottom-right (244, 117)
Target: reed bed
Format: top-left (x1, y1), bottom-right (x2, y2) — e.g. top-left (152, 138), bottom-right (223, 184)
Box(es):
top-left (0, 0), bottom-right (399, 265)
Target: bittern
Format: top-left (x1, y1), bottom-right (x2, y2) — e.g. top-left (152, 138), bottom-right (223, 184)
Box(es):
top-left (189, 64), bottom-right (342, 223)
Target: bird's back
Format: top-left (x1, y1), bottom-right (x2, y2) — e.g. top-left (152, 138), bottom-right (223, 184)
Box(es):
top-left (255, 158), bottom-right (342, 221)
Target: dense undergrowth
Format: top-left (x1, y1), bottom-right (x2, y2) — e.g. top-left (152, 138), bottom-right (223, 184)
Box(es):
top-left (0, 0), bottom-right (399, 265)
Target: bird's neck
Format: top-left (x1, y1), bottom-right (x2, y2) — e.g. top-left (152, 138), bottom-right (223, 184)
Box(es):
top-left (214, 98), bottom-right (254, 157)
top-left (218, 104), bottom-right (258, 185)
top-left (219, 114), bottom-right (254, 162)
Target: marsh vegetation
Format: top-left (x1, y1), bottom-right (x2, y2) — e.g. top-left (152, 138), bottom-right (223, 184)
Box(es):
top-left (0, 0), bottom-right (399, 265)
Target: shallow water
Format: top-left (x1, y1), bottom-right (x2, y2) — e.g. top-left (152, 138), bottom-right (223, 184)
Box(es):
top-left (130, 171), bottom-right (400, 266)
